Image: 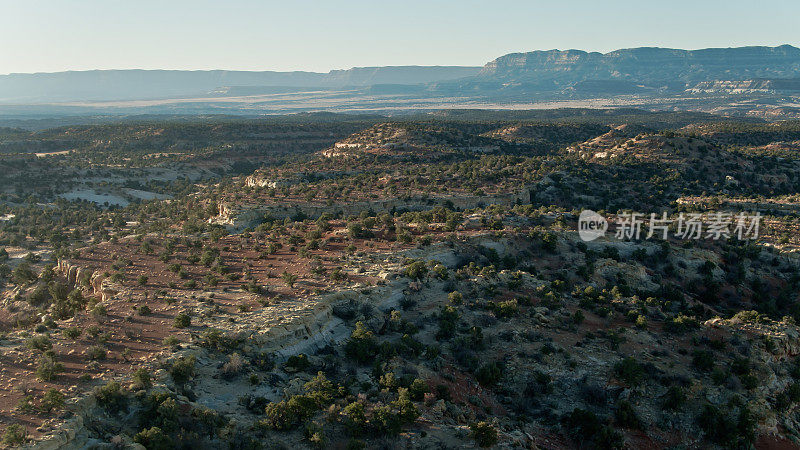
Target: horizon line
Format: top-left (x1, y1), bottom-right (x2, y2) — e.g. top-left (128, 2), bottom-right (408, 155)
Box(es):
top-left (2, 43), bottom-right (796, 77)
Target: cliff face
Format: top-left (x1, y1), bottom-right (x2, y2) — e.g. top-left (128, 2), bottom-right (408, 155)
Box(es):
top-left (56, 259), bottom-right (111, 302)
top-left (477, 45), bottom-right (800, 88)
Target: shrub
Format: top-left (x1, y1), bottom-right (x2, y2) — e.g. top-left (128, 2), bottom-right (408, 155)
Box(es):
top-left (448, 291), bottom-right (463, 305)
top-left (409, 378), bottom-right (428, 401)
top-left (16, 395), bottom-right (35, 413)
top-left (613, 357), bottom-right (645, 386)
top-left (730, 357), bottom-right (751, 376)
top-left (36, 355), bottom-right (63, 381)
top-left (94, 381), bottom-right (127, 412)
top-left (40, 388), bottom-right (64, 413)
top-left (169, 356), bottom-right (196, 384)
top-left (91, 303), bottom-right (107, 318)
top-left (261, 372), bottom-right (340, 431)
top-left (341, 401), bottom-right (368, 433)
top-left (491, 299), bottom-right (519, 319)
top-left (2, 424), bottom-right (26, 446)
top-left (475, 362), bottom-right (503, 386)
top-left (63, 326), bottom-right (82, 339)
top-left (134, 426), bottom-right (173, 449)
top-left (345, 322), bottom-right (378, 363)
top-left (285, 353), bottom-right (310, 371)
top-left (371, 390), bottom-right (418, 435)
top-left (26, 335), bottom-right (52, 352)
top-left (27, 284), bottom-right (50, 307)
top-left (133, 368), bottom-right (152, 390)
top-left (56, 289), bottom-right (87, 319)
top-left (663, 386), bottom-right (686, 410)
top-left (12, 262), bottom-right (36, 285)
top-left (347, 223), bottom-right (364, 239)
top-left (220, 353), bottom-right (245, 380)
top-left (692, 350), bottom-right (715, 372)
top-left (86, 345), bottom-right (107, 361)
top-left (163, 336), bottom-right (180, 348)
top-left (262, 394), bottom-right (318, 430)
top-left (664, 313), bottom-right (699, 333)
top-left (614, 400), bottom-right (641, 429)
top-left (562, 408), bottom-right (623, 449)
top-left (436, 306), bottom-right (459, 340)
top-left (697, 404), bottom-right (755, 447)
top-left (281, 271), bottom-right (298, 288)
top-left (470, 421), bottom-right (498, 448)
top-left (173, 313), bottom-right (191, 328)
top-left (403, 260), bottom-right (427, 280)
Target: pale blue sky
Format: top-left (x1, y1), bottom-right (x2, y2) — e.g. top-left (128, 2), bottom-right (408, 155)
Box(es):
top-left (1, 0), bottom-right (798, 74)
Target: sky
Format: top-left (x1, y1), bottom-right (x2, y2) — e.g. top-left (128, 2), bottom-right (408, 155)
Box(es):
top-left (1, 0), bottom-right (798, 75)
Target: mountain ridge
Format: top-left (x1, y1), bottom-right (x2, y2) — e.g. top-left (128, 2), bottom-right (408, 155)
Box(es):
top-left (1, 45), bottom-right (799, 116)
top-left (477, 44), bottom-right (800, 86)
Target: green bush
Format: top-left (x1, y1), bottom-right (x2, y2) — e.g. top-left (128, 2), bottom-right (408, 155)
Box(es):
top-left (86, 345), bottom-right (107, 361)
top-left (448, 291), bottom-right (463, 305)
top-left (15, 395), bottom-right (34, 413)
top-left (697, 404), bottom-right (755, 447)
top-left (341, 401), bottom-right (368, 433)
top-left (562, 408), bottom-right (623, 449)
top-left (133, 368), bottom-right (153, 390)
top-left (36, 355), bottom-right (63, 381)
top-left (26, 334), bottom-right (52, 352)
top-left (614, 400), bottom-right (641, 429)
top-left (613, 357), bottom-right (645, 386)
top-left (664, 313), bottom-right (699, 333)
top-left (134, 426), bottom-right (173, 449)
top-left (285, 353), bottom-right (310, 371)
top-left (281, 271), bottom-right (298, 288)
top-left (169, 356), bottom-right (196, 384)
top-left (2, 424), bottom-right (26, 446)
top-left (663, 386), bottom-right (686, 410)
top-left (173, 313), bottom-right (191, 328)
top-left (94, 381), bottom-right (127, 412)
top-left (12, 262), bottom-right (36, 285)
top-left (692, 350), bottom-right (715, 372)
top-left (63, 326), bottom-right (82, 339)
top-left (475, 362), bottom-right (503, 386)
top-left (436, 306), bottom-right (459, 340)
top-left (491, 299), bottom-right (519, 319)
top-left (40, 388), bottom-right (64, 413)
top-left (91, 303), bottom-right (108, 318)
top-left (371, 390), bottom-right (418, 435)
top-left (261, 372), bottom-right (340, 431)
top-left (263, 394), bottom-right (319, 430)
top-left (403, 260), bottom-right (427, 280)
top-left (345, 322), bottom-right (378, 363)
top-left (409, 378), bottom-right (428, 401)
top-left (470, 421), bottom-right (498, 448)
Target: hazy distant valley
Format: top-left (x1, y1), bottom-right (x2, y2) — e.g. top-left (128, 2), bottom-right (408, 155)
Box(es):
top-left (2, 45), bottom-right (800, 120)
